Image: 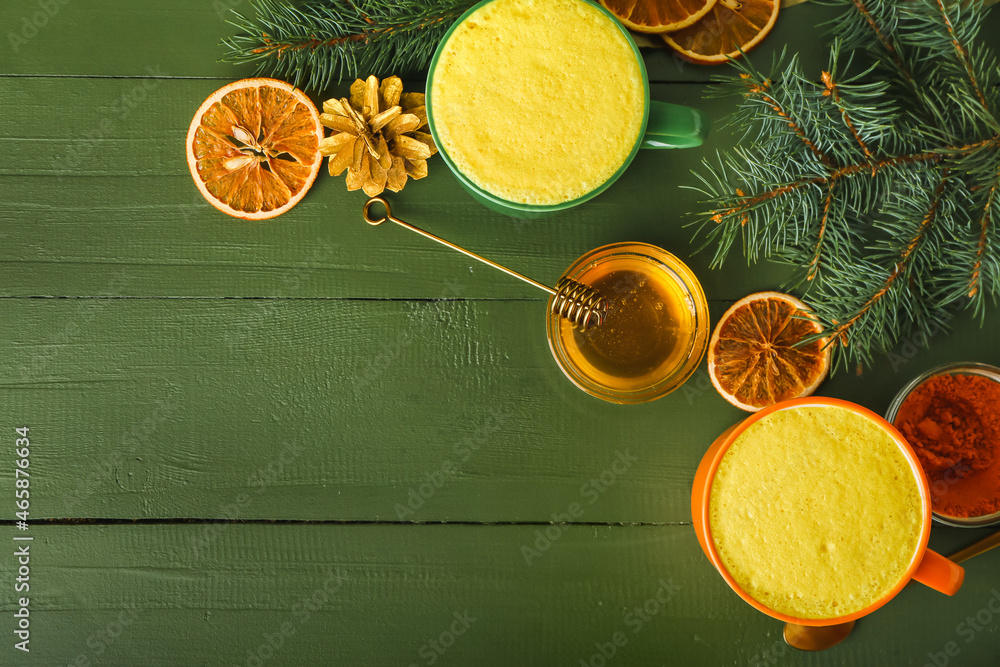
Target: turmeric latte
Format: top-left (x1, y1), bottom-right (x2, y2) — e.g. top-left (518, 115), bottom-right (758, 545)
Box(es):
top-left (709, 406), bottom-right (924, 619)
top-left (429, 0), bottom-right (645, 205)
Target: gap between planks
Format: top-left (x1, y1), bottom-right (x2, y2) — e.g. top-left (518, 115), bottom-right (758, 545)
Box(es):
top-left (11, 518), bottom-right (693, 527)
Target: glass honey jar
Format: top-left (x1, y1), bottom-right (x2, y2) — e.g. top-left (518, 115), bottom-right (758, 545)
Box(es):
top-left (546, 242), bottom-right (709, 403)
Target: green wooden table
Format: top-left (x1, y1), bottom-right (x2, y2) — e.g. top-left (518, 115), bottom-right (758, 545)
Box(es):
top-left (3, 2), bottom-right (1000, 665)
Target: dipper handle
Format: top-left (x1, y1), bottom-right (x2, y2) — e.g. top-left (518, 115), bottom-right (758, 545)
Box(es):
top-left (363, 197), bottom-right (607, 329)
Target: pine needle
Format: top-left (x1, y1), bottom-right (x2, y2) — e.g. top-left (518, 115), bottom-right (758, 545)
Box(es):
top-left (695, 0), bottom-right (1000, 370)
top-left (222, 0), bottom-right (477, 93)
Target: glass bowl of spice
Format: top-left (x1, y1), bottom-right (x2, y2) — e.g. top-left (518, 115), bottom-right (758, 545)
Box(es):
top-left (886, 362), bottom-right (1000, 527)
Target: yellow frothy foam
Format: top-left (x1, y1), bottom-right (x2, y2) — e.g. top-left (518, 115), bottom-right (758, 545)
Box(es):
top-left (709, 406), bottom-right (924, 619)
top-left (429, 0), bottom-right (645, 206)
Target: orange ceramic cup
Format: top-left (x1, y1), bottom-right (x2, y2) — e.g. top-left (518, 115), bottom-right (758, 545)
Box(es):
top-left (691, 397), bottom-right (964, 626)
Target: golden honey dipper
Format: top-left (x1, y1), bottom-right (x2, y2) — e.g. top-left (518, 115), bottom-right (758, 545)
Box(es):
top-left (363, 197), bottom-right (607, 329)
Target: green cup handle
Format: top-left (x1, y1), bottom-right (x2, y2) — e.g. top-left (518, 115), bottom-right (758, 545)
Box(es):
top-left (640, 101), bottom-right (708, 149)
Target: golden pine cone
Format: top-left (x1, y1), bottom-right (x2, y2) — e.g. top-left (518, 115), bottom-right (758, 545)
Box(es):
top-left (318, 75), bottom-right (436, 196)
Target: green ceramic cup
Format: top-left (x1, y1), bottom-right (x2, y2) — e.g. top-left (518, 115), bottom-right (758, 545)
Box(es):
top-left (425, 0), bottom-right (708, 219)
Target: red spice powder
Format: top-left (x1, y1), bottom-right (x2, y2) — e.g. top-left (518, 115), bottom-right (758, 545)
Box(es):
top-left (893, 373), bottom-right (1000, 518)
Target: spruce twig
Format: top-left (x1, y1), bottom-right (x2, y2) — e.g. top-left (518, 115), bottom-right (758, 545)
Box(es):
top-left (222, 0), bottom-right (476, 92)
top-left (843, 0), bottom-right (910, 78)
top-left (693, 0), bottom-right (1000, 370)
top-left (966, 165), bottom-right (1000, 311)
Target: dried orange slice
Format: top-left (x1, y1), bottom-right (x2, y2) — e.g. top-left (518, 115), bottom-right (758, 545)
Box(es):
top-left (662, 0), bottom-right (779, 65)
top-left (186, 78), bottom-right (323, 220)
top-left (708, 291), bottom-right (830, 412)
top-left (599, 0), bottom-right (717, 33)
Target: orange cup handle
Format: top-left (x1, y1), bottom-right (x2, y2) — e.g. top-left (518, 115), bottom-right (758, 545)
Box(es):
top-left (912, 549), bottom-right (964, 596)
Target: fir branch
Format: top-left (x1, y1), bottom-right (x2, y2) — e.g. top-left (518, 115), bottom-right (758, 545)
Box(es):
top-left (692, 0), bottom-right (1000, 370)
top-left (844, 0), bottom-right (910, 78)
top-left (896, 0), bottom-right (998, 135)
top-left (820, 0), bottom-right (916, 88)
top-left (222, 0), bottom-right (476, 92)
top-left (742, 75), bottom-right (832, 166)
top-left (821, 71), bottom-right (873, 162)
top-left (823, 171), bottom-right (950, 361)
top-left (807, 182), bottom-right (836, 281)
top-left (706, 150), bottom-right (942, 240)
top-left (927, 0), bottom-right (990, 113)
top-left (968, 165), bottom-right (999, 300)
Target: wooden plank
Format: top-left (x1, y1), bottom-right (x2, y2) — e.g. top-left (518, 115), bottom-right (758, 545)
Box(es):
top-left (1, 77), bottom-right (791, 299)
top-left (4, 523), bottom-right (998, 666)
top-left (0, 0), bottom-right (257, 81)
top-left (0, 297), bottom-right (731, 522)
top-left (0, 1), bottom-right (844, 84)
top-left (2, 3), bottom-right (998, 665)
top-left (2, 297), bottom-right (997, 522)
top-left (3, 1), bottom-right (997, 85)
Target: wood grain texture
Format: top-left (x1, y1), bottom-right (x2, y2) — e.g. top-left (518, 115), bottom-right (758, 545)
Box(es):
top-left (0, 297), bottom-right (734, 522)
top-left (1, 297), bottom-right (997, 522)
top-left (3, 2), bottom-right (1000, 665)
top-left (3, 524), bottom-right (999, 666)
top-left (0, 1), bottom-right (257, 81)
top-left (0, 1), bottom-right (841, 85)
top-left (1, 77), bottom-right (793, 300)
top-left (2, 1), bottom-right (996, 86)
